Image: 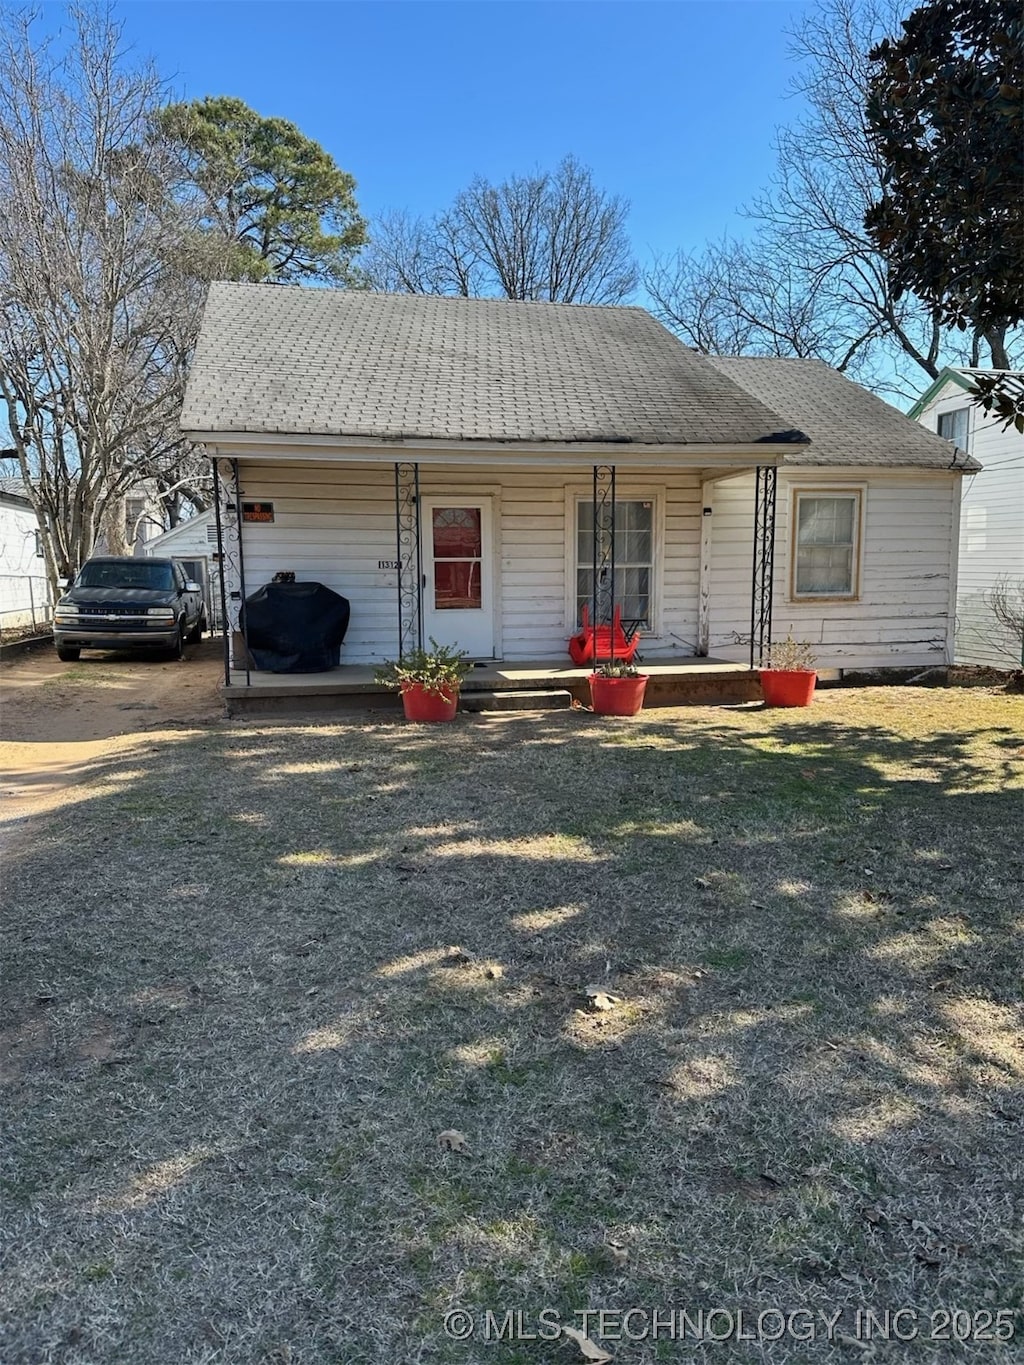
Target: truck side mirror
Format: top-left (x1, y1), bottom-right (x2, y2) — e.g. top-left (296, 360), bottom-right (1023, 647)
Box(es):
top-left (184, 581), bottom-right (201, 593)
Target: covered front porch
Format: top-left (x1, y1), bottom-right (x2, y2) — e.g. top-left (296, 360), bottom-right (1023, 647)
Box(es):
top-left (210, 452), bottom-right (783, 706)
top-left (222, 653), bottom-right (775, 716)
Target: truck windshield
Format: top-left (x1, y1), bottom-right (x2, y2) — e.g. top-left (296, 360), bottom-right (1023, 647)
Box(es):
top-left (76, 562), bottom-right (175, 591)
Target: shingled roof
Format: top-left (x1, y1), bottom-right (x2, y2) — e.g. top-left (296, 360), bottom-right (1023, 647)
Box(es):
top-left (181, 284), bottom-right (802, 449)
top-left (0, 475), bottom-right (32, 505)
top-left (708, 356), bottom-right (980, 471)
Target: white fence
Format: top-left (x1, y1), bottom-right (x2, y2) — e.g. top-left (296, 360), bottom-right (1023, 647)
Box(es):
top-left (0, 574), bottom-right (53, 634)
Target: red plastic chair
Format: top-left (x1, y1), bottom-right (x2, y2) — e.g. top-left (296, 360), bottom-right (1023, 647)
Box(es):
top-left (568, 604), bottom-right (641, 666)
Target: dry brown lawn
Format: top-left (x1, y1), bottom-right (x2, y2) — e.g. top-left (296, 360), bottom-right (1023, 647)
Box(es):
top-left (1, 685), bottom-right (1022, 1363)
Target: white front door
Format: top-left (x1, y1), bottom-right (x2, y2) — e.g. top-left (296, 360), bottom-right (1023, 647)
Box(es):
top-left (421, 498), bottom-right (495, 658)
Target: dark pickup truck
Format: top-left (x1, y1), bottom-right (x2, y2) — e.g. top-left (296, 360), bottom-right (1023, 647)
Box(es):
top-left (52, 557), bottom-right (207, 661)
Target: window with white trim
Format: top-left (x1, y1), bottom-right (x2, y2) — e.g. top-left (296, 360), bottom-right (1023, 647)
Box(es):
top-left (792, 491), bottom-right (861, 598)
top-left (937, 407), bottom-right (970, 450)
top-left (576, 498), bottom-right (654, 629)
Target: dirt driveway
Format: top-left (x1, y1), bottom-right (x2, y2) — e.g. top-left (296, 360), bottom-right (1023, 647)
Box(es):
top-left (0, 640), bottom-right (225, 835)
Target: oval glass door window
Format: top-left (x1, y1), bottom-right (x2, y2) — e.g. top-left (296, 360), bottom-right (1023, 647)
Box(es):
top-left (432, 507), bottom-right (482, 609)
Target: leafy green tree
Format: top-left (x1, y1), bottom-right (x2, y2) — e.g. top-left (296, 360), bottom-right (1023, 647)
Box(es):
top-left (156, 95), bottom-right (367, 283)
top-left (865, 0), bottom-right (1023, 360)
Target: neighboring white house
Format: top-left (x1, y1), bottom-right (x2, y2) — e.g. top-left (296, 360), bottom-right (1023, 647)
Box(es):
top-left (0, 478), bottom-right (49, 634)
top-left (0, 470), bottom-right (181, 640)
top-left (910, 368), bottom-right (1024, 668)
top-left (142, 508), bottom-right (221, 626)
top-left (180, 284), bottom-right (979, 681)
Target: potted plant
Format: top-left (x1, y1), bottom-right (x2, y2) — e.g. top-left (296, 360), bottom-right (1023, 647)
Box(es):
top-left (759, 634), bottom-right (817, 707)
top-left (375, 638), bottom-right (470, 722)
top-left (588, 659), bottom-right (650, 716)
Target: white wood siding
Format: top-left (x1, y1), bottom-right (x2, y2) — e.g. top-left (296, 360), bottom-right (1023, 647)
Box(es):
top-left (143, 509), bottom-right (219, 559)
top-left (0, 499), bottom-right (49, 631)
top-left (231, 462), bottom-right (702, 663)
top-left (143, 511), bottom-right (223, 627)
top-left (918, 385), bottom-right (1024, 667)
top-left (226, 458), bottom-right (963, 670)
top-left (707, 469), bottom-right (961, 669)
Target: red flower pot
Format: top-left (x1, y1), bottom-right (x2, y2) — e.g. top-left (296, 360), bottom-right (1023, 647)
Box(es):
top-left (588, 674), bottom-right (649, 716)
top-left (400, 681), bottom-right (460, 722)
top-left (759, 669), bottom-right (817, 708)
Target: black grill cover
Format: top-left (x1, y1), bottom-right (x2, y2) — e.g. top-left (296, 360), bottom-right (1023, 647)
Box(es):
top-left (241, 582), bottom-right (350, 673)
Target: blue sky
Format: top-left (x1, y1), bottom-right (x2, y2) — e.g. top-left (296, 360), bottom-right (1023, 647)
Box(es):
top-left (114, 0), bottom-right (813, 266)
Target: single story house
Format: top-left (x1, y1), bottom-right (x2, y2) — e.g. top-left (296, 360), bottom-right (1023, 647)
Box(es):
top-left (909, 368), bottom-right (1023, 669)
top-left (180, 283), bottom-right (978, 693)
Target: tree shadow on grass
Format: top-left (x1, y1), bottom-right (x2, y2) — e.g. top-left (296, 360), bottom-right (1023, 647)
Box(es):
top-left (1, 701), bottom-right (1022, 1362)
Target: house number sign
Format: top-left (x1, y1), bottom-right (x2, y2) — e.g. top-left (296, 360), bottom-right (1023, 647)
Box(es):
top-left (378, 559), bottom-right (399, 570)
top-left (242, 501), bottom-right (275, 523)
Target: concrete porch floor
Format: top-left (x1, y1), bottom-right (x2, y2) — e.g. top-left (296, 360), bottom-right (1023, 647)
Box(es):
top-left (222, 655), bottom-right (766, 714)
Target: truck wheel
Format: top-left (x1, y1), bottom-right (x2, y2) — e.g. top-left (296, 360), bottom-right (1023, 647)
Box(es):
top-left (57, 646), bottom-right (81, 662)
top-left (187, 614), bottom-right (204, 644)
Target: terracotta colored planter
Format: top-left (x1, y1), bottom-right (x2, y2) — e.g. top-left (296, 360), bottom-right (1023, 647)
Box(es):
top-left (589, 673), bottom-right (649, 716)
top-left (400, 681), bottom-right (460, 722)
top-left (759, 669), bottom-right (817, 708)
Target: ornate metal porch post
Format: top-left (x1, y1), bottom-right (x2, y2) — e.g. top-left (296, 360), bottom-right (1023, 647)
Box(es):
top-left (211, 457), bottom-right (249, 686)
top-left (394, 461), bottom-right (423, 657)
top-left (750, 465), bottom-right (777, 668)
top-left (592, 464), bottom-right (616, 666)
top-left (211, 457), bottom-right (230, 688)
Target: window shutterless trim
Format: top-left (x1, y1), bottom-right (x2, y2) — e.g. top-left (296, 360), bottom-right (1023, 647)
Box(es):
top-left (564, 487), bottom-right (663, 634)
top-left (937, 406), bottom-right (971, 451)
top-left (788, 486), bottom-right (863, 603)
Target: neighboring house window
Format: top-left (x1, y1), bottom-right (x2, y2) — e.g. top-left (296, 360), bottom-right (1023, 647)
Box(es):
top-left (937, 407), bottom-right (970, 449)
top-left (576, 498), bottom-right (654, 629)
top-left (125, 496), bottom-right (146, 543)
top-left (34, 530), bottom-right (43, 558)
top-left (792, 491), bottom-right (861, 599)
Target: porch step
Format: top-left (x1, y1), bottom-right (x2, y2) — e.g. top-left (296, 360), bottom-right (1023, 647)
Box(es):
top-left (222, 657), bottom-right (765, 717)
top-left (460, 688), bottom-right (573, 713)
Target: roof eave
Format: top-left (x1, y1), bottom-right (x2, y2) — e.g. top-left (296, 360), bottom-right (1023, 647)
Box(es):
top-left (181, 428), bottom-right (809, 468)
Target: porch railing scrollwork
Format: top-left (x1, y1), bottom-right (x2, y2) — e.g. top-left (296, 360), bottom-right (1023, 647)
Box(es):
top-left (394, 461), bottom-right (423, 658)
top-left (592, 464), bottom-right (617, 666)
top-left (211, 456), bottom-right (250, 686)
top-left (750, 464), bottom-right (777, 669)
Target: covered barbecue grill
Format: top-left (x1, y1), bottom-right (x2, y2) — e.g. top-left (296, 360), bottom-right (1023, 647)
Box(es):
top-left (241, 581), bottom-right (350, 672)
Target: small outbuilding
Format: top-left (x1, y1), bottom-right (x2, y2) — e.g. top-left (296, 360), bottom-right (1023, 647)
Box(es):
top-left (142, 509), bottom-right (222, 628)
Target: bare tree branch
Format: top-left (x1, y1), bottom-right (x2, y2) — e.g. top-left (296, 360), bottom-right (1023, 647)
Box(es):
top-left (643, 0), bottom-right (1021, 400)
top-left (362, 156), bottom-right (637, 305)
top-left (978, 577), bottom-right (1024, 666)
top-left (0, 3), bottom-right (212, 590)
